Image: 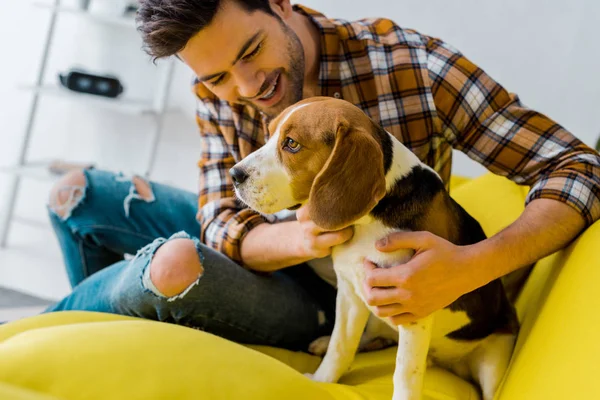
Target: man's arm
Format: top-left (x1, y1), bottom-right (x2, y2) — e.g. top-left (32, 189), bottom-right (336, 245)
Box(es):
top-left (362, 37), bottom-right (600, 324)
top-left (472, 198), bottom-right (585, 282)
top-left (240, 207), bottom-right (353, 272)
top-left (195, 105), bottom-right (265, 264)
top-left (362, 198), bottom-right (585, 325)
top-left (426, 37), bottom-right (600, 226)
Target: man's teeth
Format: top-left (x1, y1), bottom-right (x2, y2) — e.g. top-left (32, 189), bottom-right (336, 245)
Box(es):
top-left (260, 79), bottom-right (278, 100)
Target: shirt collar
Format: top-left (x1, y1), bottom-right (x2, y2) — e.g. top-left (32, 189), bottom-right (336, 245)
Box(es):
top-left (293, 4), bottom-right (342, 99)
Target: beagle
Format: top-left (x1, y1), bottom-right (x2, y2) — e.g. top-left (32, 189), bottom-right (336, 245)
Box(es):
top-left (230, 97), bottom-right (518, 400)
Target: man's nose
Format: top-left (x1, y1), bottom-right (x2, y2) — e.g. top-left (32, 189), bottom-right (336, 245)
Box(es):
top-left (235, 66), bottom-right (265, 99)
top-left (229, 167), bottom-right (249, 186)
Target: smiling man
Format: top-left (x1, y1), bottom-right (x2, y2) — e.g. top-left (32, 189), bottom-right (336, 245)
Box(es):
top-left (45, 0), bottom-right (600, 351)
top-left (176, 0), bottom-right (313, 117)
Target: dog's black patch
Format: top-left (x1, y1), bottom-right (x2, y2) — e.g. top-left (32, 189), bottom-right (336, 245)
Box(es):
top-left (445, 202), bottom-right (520, 340)
top-left (371, 165), bottom-right (442, 230)
top-left (371, 121), bottom-right (393, 174)
top-left (370, 165), bottom-right (519, 341)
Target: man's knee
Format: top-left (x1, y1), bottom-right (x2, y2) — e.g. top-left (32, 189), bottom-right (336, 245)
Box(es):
top-left (148, 238), bottom-right (204, 298)
top-left (49, 169), bottom-right (87, 219)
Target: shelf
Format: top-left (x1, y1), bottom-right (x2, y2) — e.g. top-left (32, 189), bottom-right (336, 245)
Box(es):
top-left (0, 162), bottom-right (59, 182)
top-left (33, 2), bottom-right (137, 29)
top-left (12, 216), bottom-right (51, 230)
top-left (20, 84), bottom-right (158, 116)
top-left (0, 159), bottom-right (96, 182)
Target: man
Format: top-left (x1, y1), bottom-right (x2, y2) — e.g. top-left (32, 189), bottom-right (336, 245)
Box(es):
top-left (46, 0), bottom-right (600, 350)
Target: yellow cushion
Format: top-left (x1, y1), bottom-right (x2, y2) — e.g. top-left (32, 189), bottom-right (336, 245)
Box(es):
top-left (496, 220), bottom-right (600, 399)
top-left (451, 173), bottom-right (600, 399)
top-left (450, 172), bottom-right (528, 237)
top-left (0, 172), bottom-right (597, 399)
top-left (0, 382), bottom-right (64, 400)
top-left (0, 311), bottom-right (478, 400)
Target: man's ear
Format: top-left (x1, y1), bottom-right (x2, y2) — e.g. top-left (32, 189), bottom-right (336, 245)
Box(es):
top-left (307, 117), bottom-right (387, 230)
top-left (268, 0), bottom-right (293, 19)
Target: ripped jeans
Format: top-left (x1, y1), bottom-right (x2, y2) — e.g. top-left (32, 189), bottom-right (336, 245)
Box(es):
top-left (45, 169), bottom-right (336, 350)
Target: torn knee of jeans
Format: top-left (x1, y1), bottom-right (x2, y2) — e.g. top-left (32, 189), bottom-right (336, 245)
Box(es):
top-left (49, 185), bottom-right (86, 221)
top-left (115, 174), bottom-right (155, 217)
top-left (140, 235), bottom-right (204, 302)
top-left (132, 176), bottom-right (154, 201)
top-left (142, 260), bottom-right (203, 303)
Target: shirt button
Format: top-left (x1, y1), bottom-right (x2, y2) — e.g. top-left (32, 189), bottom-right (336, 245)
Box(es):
top-left (333, 92), bottom-right (341, 99)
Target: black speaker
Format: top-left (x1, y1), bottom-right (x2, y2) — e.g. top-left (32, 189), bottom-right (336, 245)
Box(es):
top-left (58, 69), bottom-right (124, 98)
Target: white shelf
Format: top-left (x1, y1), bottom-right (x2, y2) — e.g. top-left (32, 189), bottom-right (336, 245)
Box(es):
top-left (34, 2), bottom-right (137, 29)
top-left (2, 0), bottom-right (176, 248)
top-left (0, 162), bottom-right (58, 182)
top-left (12, 216), bottom-right (51, 230)
top-left (20, 84), bottom-right (158, 116)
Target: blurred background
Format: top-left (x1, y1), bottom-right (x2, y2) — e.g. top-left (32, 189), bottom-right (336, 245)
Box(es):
top-left (0, 0), bottom-right (598, 319)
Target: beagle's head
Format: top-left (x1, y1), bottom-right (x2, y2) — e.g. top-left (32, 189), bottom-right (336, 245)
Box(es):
top-left (230, 97), bottom-right (389, 230)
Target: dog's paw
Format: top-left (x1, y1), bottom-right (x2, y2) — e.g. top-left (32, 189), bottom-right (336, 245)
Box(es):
top-left (303, 369), bottom-right (336, 383)
top-left (308, 335), bottom-right (331, 356)
top-left (310, 371), bottom-right (336, 383)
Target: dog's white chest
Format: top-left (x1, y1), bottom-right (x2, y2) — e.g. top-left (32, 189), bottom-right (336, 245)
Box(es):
top-left (331, 221), bottom-right (413, 296)
top-left (330, 221), bottom-right (480, 360)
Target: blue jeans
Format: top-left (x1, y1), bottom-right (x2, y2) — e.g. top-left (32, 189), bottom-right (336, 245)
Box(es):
top-left (45, 169), bottom-right (336, 351)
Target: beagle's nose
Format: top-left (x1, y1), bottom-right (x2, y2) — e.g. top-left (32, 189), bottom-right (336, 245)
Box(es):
top-left (229, 167), bottom-right (249, 186)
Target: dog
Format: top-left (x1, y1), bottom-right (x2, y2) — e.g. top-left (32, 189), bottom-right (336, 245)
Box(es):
top-left (230, 96), bottom-right (519, 400)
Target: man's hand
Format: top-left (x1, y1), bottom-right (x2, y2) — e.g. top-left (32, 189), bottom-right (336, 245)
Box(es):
top-left (362, 199), bottom-right (586, 326)
top-left (296, 206), bottom-right (354, 259)
top-left (240, 205), bottom-right (353, 271)
top-left (363, 231), bottom-right (483, 325)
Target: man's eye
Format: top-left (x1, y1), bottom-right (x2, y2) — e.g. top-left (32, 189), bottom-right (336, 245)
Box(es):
top-left (284, 138), bottom-right (301, 153)
top-left (242, 42), bottom-right (263, 61)
top-left (210, 74), bottom-right (226, 86)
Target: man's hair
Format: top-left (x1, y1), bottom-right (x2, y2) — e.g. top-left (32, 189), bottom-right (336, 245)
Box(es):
top-left (136, 0), bottom-right (275, 60)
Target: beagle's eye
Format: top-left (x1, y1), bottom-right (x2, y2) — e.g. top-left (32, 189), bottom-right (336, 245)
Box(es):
top-left (283, 137), bottom-right (302, 153)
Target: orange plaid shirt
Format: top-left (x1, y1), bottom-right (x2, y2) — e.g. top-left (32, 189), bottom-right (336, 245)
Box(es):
top-left (193, 5), bottom-right (600, 264)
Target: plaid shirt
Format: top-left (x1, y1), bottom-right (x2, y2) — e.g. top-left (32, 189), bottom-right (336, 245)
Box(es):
top-left (193, 4), bottom-right (600, 264)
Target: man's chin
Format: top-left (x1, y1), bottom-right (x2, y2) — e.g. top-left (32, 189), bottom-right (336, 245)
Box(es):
top-left (251, 90), bottom-right (302, 119)
top-left (256, 98), bottom-right (294, 119)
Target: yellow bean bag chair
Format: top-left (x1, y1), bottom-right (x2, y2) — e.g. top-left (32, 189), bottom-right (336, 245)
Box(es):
top-left (1, 173), bottom-right (599, 400)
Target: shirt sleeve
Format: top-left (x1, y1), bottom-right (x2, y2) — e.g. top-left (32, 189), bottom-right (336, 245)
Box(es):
top-left (195, 98), bottom-right (267, 264)
top-left (425, 37), bottom-right (600, 226)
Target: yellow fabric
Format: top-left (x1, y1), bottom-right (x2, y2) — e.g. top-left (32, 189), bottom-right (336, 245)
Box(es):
top-left (0, 382), bottom-right (64, 400)
top-left (448, 174), bottom-right (472, 191)
top-left (450, 173), bottom-right (600, 399)
top-left (0, 312), bottom-right (477, 400)
top-left (0, 313), bottom-right (333, 400)
top-left (1, 172), bottom-right (598, 399)
top-left (497, 221), bottom-right (600, 399)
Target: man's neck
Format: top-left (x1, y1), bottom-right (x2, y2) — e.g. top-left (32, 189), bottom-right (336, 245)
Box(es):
top-left (293, 10), bottom-right (321, 99)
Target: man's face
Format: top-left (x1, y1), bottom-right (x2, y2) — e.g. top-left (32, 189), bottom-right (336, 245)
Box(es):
top-left (178, 0), bottom-right (305, 118)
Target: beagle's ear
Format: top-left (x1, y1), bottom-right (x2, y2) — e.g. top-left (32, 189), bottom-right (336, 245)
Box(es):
top-left (307, 117), bottom-right (387, 230)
